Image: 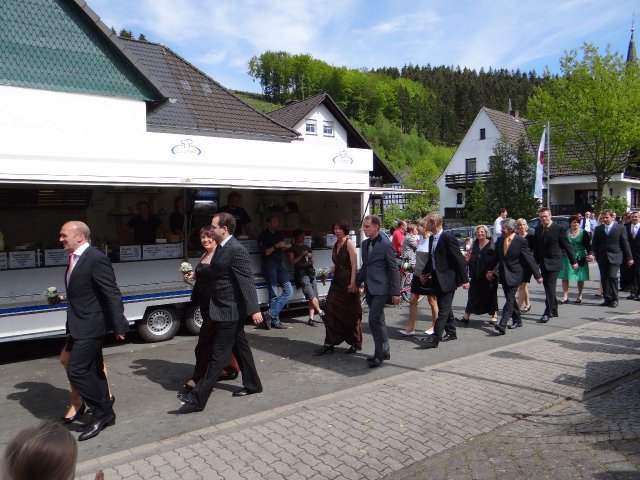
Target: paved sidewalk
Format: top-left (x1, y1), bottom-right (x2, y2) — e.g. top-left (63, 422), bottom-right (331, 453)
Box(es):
top-left (76, 314), bottom-right (640, 480)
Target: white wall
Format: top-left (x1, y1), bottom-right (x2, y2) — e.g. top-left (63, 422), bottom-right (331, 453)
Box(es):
top-left (293, 104), bottom-right (348, 147)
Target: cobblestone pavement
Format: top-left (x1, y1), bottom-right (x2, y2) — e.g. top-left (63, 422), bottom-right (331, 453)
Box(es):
top-left (75, 315), bottom-right (640, 480)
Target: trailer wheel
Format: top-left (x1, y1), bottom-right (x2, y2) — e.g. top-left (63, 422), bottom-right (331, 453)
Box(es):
top-left (184, 304), bottom-right (203, 335)
top-left (138, 306), bottom-right (180, 342)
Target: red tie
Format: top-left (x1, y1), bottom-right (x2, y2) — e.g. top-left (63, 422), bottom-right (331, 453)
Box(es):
top-left (66, 253), bottom-right (77, 286)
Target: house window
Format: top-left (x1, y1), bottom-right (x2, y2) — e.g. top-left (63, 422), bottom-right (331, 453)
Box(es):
top-left (465, 158), bottom-right (476, 174)
top-left (305, 119), bottom-right (317, 135)
top-left (456, 193), bottom-right (464, 205)
top-left (323, 121), bottom-right (334, 136)
top-left (480, 128), bottom-right (486, 140)
top-left (631, 189), bottom-right (640, 209)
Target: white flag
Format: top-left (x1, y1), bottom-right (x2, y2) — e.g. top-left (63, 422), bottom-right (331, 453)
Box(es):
top-left (532, 126), bottom-right (546, 200)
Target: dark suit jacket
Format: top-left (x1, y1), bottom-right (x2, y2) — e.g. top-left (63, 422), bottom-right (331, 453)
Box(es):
top-left (357, 233), bottom-right (400, 296)
top-left (626, 224), bottom-right (640, 262)
top-left (65, 246), bottom-right (128, 339)
top-left (534, 222), bottom-right (576, 271)
top-left (493, 235), bottom-right (541, 287)
top-left (592, 223), bottom-right (632, 265)
top-left (209, 236), bottom-right (260, 322)
top-left (423, 230), bottom-right (469, 293)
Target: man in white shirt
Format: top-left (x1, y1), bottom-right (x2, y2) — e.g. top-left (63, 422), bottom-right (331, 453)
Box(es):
top-left (492, 208), bottom-right (508, 243)
top-left (581, 211), bottom-right (597, 233)
top-left (626, 211), bottom-right (640, 300)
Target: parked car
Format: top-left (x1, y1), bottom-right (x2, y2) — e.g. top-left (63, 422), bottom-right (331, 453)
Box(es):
top-left (445, 225), bottom-right (494, 249)
top-left (527, 215), bottom-right (571, 235)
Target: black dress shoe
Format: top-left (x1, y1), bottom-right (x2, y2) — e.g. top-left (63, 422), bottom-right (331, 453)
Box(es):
top-left (418, 336), bottom-right (439, 349)
top-left (78, 414), bottom-right (115, 442)
top-left (611, 301), bottom-right (618, 308)
top-left (271, 322), bottom-right (288, 329)
top-left (367, 357), bottom-right (383, 368)
top-left (507, 322), bottom-right (522, 329)
top-left (599, 301), bottom-right (611, 307)
top-left (177, 404), bottom-right (204, 414)
top-left (494, 324), bottom-right (506, 335)
top-left (537, 315), bottom-right (549, 323)
top-left (344, 345), bottom-right (361, 354)
top-left (314, 344), bottom-right (334, 355)
top-left (441, 333), bottom-right (457, 342)
top-left (367, 353), bottom-right (390, 362)
top-left (456, 317), bottom-right (470, 325)
top-left (62, 403), bottom-right (86, 424)
top-left (218, 371), bottom-right (239, 381)
top-left (177, 392), bottom-right (198, 406)
top-left (627, 294), bottom-right (637, 300)
top-left (232, 387), bottom-right (262, 397)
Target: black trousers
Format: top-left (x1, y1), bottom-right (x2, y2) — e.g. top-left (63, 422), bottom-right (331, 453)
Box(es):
top-left (66, 336), bottom-right (113, 420)
top-left (499, 284), bottom-right (520, 327)
top-left (433, 273), bottom-right (456, 341)
top-left (629, 261), bottom-right (640, 295)
top-left (541, 268), bottom-right (559, 316)
top-left (193, 320), bottom-right (262, 409)
top-left (598, 261), bottom-right (621, 303)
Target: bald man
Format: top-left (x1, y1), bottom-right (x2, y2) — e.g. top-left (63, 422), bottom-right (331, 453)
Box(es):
top-left (59, 221), bottom-right (128, 441)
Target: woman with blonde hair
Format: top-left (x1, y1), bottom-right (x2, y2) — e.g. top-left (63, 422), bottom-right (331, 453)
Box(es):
top-left (2, 420), bottom-right (103, 480)
top-left (515, 218), bottom-right (535, 312)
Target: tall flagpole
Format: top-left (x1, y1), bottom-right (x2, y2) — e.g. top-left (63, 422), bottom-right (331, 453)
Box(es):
top-left (546, 121), bottom-right (551, 209)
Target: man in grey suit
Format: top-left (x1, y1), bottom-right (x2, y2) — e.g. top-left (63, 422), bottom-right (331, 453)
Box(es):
top-left (178, 212), bottom-right (265, 412)
top-left (357, 215), bottom-right (400, 368)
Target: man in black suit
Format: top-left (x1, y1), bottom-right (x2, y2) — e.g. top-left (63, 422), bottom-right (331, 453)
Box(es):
top-left (533, 207), bottom-right (577, 323)
top-left (589, 209), bottom-right (633, 307)
top-left (357, 215), bottom-right (400, 368)
top-left (59, 221), bottom-right (128, 441)
top-left (178, 212), bottom-right (264, 412)
top-left (488, 218), bottom-right (542, 334)
top-left (419, 213), bottom-right (469, 349)
top-left (625, 211), bottom-right (640, 300)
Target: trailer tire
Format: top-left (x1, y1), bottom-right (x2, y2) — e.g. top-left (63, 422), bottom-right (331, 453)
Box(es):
top-left (138, 306), bottom-right (180, 342)
top-left (184, 304), bottom-right (203, 335)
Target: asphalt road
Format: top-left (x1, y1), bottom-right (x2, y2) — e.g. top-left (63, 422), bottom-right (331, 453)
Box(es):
top-left (1, 264), bottom-right (636, 462)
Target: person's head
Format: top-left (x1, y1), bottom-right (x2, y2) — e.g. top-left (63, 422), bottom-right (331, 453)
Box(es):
top-left (333, 220), bottom-right (350, 238)
top-left (174, 196), bottom-right (185, 213)
top-left (623, 212), bottom-right (631, 224)
top-left (575, 212), bottom-right (583, 220)
top-left (397, 220), bottom-right (407, 232)
top-left (265, 214), bottom-right (279, 232)
top-left (464, 236), bottom-right (472, 245)
top-left (538, 207), bottom-right (552, 227)
top-left (136, 200), bottom-right (150, 217)
top-left (515, 218), bottom-right (528, 236)
top-left (292, 228), bottom-right (305, 244)
top-left (569, 215), bottom-right (581, 229)
top-left (59, 221), bottom-right (90, 253)
top-left (416, 217), bottom-right (429, 236)
top-left (499, 208), bottom-right (508, 218)
top-left (630, 211), bottom-right (639, 225)
top-left (406, 223), bottom-right (417, 235)
top-left (227, 191), bottom-right (242, 208)
top-left (475, 225), bottom-right (490, 241)
top-left (585, 211), bottom-right (592, 219)
top-left (502, 218), bottom-right (517, 236)
top-left (211, 212), bottom-right (236, 242)
top-left (199, 225), bottom-right (216, 250)
top-left (424, 212), bottom-right (443, 234)
top-left (2, 421), bottom-right (77, 480)
top-left (599, 208), bottom-right (615, 225)
top-left (362, 215), bottom-right (381, 239)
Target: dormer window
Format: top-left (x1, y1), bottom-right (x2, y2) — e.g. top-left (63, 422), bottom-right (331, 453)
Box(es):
top-left (305, 119), bottom-right (317, 135)
top-left (479, 128), bottom-right (486, 140)
top-left (323, 121), bottom-right (334, 137)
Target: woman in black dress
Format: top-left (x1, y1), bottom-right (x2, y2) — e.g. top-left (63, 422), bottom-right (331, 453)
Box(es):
top-left (182, 226), bottom-right (239, 392)
top-left (458, 224), bottom-right (498, 324)
top-left (314, 220), bottom-right (362, 354)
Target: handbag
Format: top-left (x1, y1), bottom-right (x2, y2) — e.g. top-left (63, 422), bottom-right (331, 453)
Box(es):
top-left (576, 256), bottom-right (587, 266)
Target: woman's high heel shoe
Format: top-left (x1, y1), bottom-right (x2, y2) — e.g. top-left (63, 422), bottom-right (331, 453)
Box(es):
top-left (62, 403), bottom-right (86, 424)
top-left (344, 345), bottom-right (361, 354)
top-left (314, 344), bottom-right (334, 355)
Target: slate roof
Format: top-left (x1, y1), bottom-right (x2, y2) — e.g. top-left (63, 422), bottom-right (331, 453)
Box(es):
top-left (267, 93), bottom-right (398, 183)
top-left (483, 107), bottom-right (531, 152)
top-left (0, 0), bottom-right (167, 103)
top-left (120, 38), bottom-right (299, 140)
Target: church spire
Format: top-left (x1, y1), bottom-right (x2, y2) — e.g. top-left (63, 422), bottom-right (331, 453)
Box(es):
top-left (627, 16), bottom-right (637, 64)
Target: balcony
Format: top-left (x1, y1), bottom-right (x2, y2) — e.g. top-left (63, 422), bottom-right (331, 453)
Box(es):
top-left (444, 171), bottom-right (490, 189)
top-left (624, 165), bottom-right (640, 179)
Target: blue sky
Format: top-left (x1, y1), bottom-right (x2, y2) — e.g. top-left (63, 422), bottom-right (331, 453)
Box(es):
top-left (90, 0), bottom-right (637, 93)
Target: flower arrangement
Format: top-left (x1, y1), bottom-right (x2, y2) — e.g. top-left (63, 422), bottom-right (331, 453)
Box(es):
top-left (179, 262), bottom-right (193, 273)
top-left (43, 286), bottom-right (60, 305)
top-left (316, 268), bottom-right (329, 285)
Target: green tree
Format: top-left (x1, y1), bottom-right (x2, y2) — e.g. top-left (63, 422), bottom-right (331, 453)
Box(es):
top-left (600, 195), bottom-right (628, 217)
top-left (485, 137), bottom-right (540, 220)
top-left (528, 43), bottom-right (640, 211)
top-left (464, 180), bottom-right (490, 225)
